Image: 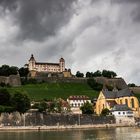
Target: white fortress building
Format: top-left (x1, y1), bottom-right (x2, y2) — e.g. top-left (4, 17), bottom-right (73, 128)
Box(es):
top-left (28, 54), bottom-right (65, 73)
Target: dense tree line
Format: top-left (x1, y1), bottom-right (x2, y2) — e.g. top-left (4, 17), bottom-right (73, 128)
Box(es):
top-left (86, 70), bottom-right (117, 78)
top-left (128, 83), bottom-right (137, 87)
top-left (0, 89), bottom-right (30, 113)
top-left (75, 71), bottom-right (84, 77)
top-left (75, 70), bottom-right (117, 78)
top-left (0, 65), bottom-right (29, 77)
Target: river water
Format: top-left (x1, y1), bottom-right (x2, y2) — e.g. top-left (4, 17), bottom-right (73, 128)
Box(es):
top-left (0, 127), bottom-right (140, 140)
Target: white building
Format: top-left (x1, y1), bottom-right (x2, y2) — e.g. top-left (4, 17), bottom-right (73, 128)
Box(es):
top-left (111, 104), bottom-right (135, 125)
top-left (27, 54), bottom-right (65, 73)
top-left (67, 95), bottom-right (91, 114)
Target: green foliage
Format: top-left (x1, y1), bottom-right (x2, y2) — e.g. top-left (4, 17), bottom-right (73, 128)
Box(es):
top-left (0, 89), bottom-right (11, 106)
top-left (86, 72), bottom-right (93, 78)
top-left (0, 105), bottom-right (14, 113)
top-left (86, 70), bottom-right (117, 78)
top-left (0, 65), bottom-right (18, 76)
top-left (80, 102), bottom-right (94, 114)
top-left (76, 71), bottom-right (84, 77)
top-left (102, 70), bottom-right (117, 78)
top-left (21, 78), bottom-right (38, 85)
top-left (128, 83), bottom-right (136, 87)
top-left (86, 70), bottom-right (102, 77)
top-left (92, 70), bottom-right (102, 77)
top-left (48, 99), bottom-right (62, 113)
top-left (11, 92), bottom-right (31, 113)
top-left (7, 83), bottom-right (98, 101)
top-left (87, 78), bottom-right (103, 91)
top-left (101, 108), bottom-right (110, 116)
top-left (18, 67), bottom-right (29, 77)
top-left (32, 101), bottom-right (48, 112)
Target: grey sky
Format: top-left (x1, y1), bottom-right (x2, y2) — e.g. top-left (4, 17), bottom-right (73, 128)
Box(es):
top-left (0, 0), bottom-right (140, 84)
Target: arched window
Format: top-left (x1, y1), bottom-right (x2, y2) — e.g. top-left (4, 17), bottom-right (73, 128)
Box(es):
top-left (125, 99), bottom-right (128, 106)
top-left (131, 98), bottom-right (135, 108)
top-left (103, 104), bottom-right (104, 109)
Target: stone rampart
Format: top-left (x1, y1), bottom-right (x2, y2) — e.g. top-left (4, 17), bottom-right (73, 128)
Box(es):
top-left (0, 112), bottom-right (115, 126)
top-left (0, 75), bottom-right (21, 86)
top-left (29, 76), bottom-right (127, 89)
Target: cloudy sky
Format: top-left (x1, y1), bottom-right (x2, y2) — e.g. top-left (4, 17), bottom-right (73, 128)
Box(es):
top-left (0, 0), bottom-right (140, 84)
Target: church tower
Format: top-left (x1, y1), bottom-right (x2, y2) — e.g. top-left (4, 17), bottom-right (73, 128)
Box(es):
top-left (28, 54), bottom-right (36, 71)
top-left (59, 57), bottom-right (65, 72)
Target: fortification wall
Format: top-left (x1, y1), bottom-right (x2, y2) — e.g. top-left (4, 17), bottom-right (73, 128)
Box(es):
top-left (31, 76), bottom-right (127, 89)
top-left (0, 75), bottom-right (21, 86)
top-left (0, 112), bottom-right (115, 126)
top-left (33, 77), bottom-right (87, 83)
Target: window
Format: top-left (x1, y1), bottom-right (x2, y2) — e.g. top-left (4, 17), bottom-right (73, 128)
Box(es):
top-left (131, 98), bottom-right (135, 108)
top-left (103, 104), bottom-right (104, 109)
top-left (118, 112), bottom-right (120, 115)
top-left (125, 99), bottom-right (128, 106)
top-left (123, 112), bottom-right (125, 115)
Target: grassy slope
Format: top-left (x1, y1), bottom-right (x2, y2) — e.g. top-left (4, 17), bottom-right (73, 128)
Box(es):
top-left (6, 83), bottom-right (99, 101)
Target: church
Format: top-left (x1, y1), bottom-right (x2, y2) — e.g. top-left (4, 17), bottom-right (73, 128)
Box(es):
top-left (95, 87), bottom-right (140, 117)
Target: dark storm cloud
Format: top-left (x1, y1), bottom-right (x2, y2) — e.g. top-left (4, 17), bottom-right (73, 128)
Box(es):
top-left (0, 0), bottom-right (78, 41)
top-left (114, 0), bottom-right (140, 3)
top-left (0, 0), bottom-right (17, 10)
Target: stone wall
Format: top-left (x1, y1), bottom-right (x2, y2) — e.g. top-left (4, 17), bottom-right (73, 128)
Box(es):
top-left (30, 76), bottom-right (127, 89)
top-left (0, 112), bottom-right (115, 126)
top-left (0, 75), bottom-right (21, 86)
top-left (33, 77), bottom-right (87, 83)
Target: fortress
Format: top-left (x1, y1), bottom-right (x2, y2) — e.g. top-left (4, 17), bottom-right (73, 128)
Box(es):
top-left (26, 54), bottom-right (72, 78)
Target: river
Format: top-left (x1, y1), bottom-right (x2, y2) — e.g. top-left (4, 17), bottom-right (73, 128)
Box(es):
top-left (0, 127), bottom-right (140, 140)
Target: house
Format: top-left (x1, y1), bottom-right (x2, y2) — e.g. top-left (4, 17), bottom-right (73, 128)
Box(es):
top-left (95, 88), bottom-right (140, 117)
top-left (111, 104), bottom-right (135, 125)
top-left (67, 95), bottom-right (91, 114)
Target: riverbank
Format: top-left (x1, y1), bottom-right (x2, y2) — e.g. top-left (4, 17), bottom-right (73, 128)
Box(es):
top-left (0, 123), bottom-right (136, 131)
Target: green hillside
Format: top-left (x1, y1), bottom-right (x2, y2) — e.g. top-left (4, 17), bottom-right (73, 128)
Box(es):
top-left (6, 83), bottom-right (99, 101)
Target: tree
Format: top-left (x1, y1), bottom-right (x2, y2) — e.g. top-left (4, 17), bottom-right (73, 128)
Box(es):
top-left (0, 65), bottom-right (18, 76)
top-left (0, 89), bottom-right (11, 106)
top-left (87, 78), bottom-right (103, 91)
top-left (92, 70), bottom-right (102, 77)
top-left (76, 71), bottom-right (84, 77)
top-left (10, 66), bottom-right (18, 75)
top-left (86, 72), bottom-right (92, 77)
top-left (18, 67), bottom-right (29, 77)
top-left (11, 92), bottom-right (30, 113)
top-left (102, 70), bottom-right (117, 78)
top-left (80, 102), bottom-right (94, 114)
top-left (101, 108), bottom-right (110, 116)
top-left (128, 83), bottom-right (136, 87)
top-left (32, 101), bottom-right (49, 112)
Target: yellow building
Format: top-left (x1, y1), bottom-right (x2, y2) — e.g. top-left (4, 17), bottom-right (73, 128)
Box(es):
top-left (95, 88), bottom-right (140, 117)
